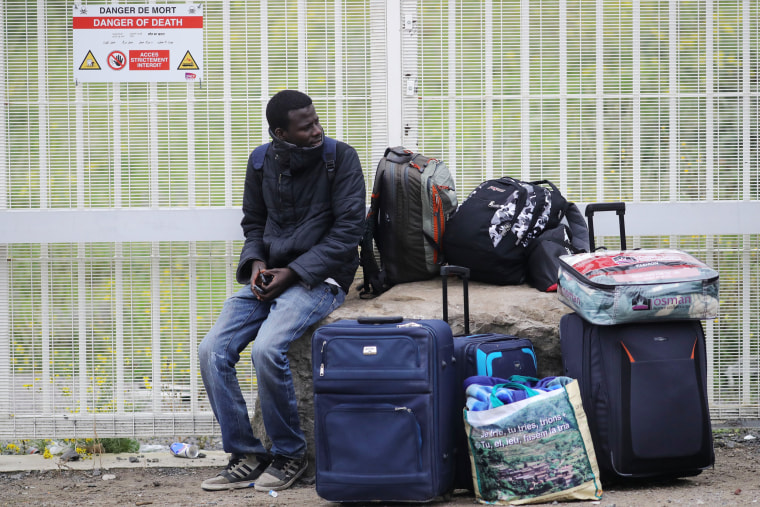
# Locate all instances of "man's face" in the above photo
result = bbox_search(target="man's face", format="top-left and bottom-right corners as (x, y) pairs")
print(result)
(278, 104), (323, 148)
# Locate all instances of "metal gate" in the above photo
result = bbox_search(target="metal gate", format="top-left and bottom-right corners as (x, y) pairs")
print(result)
(0, 0), (758, 439)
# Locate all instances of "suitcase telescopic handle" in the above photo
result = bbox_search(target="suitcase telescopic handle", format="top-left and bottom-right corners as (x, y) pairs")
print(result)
(357, 316), (404, 325)
(584, 202), (626, 251)
(440, 265), (470, 336)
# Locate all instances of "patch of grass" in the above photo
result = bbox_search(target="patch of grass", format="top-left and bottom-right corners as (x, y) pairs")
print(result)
(97, 438), (140, 454)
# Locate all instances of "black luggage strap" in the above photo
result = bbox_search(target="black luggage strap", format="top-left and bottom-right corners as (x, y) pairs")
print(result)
(441, 265), (470, 336)
(358, 162), (387, 299)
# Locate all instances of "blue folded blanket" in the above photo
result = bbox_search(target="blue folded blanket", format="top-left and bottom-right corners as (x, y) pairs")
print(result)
(464, 375), (574, 411)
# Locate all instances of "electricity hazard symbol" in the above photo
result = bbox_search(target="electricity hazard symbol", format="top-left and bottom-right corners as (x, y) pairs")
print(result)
(79, 50), (101, 70)
(177, 51), (199, 70)
(108, 50), (127, 70)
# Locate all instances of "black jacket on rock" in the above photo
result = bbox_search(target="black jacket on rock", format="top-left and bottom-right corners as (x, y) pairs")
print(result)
(236, 135), (366, 293)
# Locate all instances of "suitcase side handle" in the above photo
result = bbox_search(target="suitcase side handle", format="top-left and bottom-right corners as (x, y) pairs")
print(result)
(584, 202), (627, 251)
(441, 265), (470, 336)
(357, 316), (403, 325)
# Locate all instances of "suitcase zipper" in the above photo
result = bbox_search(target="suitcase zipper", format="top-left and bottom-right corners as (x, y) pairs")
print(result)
(558, 256), (720, 290)
(319, 339), (327, 376)
(318, 328), (424, 377)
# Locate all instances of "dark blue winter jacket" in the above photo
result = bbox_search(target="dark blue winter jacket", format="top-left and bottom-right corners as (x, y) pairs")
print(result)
(236, 135), (366, 293)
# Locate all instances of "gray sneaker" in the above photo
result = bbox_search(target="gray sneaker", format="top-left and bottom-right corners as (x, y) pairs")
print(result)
(201, 454), (271, 491)
(253, 454), (307, 492)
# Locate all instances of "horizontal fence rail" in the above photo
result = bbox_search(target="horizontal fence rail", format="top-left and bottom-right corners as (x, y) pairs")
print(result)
(2, 202), (760, 244)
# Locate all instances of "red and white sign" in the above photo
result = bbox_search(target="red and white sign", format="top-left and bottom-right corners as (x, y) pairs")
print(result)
(73, 4), (203, 83)
(107, 51), (127, 70)
(129, 50), (171, 71)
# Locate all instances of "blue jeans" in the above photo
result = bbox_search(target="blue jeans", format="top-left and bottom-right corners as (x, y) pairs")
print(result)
(199, 282), (345, 459)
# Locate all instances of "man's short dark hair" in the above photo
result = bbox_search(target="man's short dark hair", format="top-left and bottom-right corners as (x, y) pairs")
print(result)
(266, 90), (313, 132)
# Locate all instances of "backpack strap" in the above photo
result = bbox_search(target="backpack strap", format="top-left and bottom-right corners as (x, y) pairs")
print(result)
(565, 202), (590, 252)
(251, 142), (270, 170)
(322, 136), (337, 185)
(359, 169), (387, 298)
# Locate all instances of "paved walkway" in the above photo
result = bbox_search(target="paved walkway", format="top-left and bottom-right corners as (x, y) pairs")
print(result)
(0, 450), (229, 472)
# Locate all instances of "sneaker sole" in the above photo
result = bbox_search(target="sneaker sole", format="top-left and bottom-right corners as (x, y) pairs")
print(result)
(253, 466), (306, 492)
(201, 480), (256, 491)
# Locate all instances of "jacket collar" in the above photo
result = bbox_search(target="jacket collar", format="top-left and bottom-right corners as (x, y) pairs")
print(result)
(270, 130), (325, 174)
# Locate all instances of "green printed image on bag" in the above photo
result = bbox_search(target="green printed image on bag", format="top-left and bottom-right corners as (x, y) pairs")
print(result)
(464, 379), (602, 505)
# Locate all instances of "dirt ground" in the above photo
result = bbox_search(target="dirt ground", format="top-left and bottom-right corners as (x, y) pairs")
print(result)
(0, 427), (759, 506)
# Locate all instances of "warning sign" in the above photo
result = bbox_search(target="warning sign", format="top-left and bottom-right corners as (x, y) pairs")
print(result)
(177, 51), (199, 70)
(72, 4), (203, 83)
(130, 50), (171, 70)
(107, 51), (127, 70)
(78, 50), (101, 70)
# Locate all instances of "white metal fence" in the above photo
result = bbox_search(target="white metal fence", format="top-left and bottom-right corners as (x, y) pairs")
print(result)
(0, 0), (759, 439)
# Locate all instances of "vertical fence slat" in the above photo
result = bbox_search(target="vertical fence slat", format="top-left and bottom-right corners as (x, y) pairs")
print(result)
(40, 245), (51, 417)
(0, 0), (7, 212)
(742, 235), (752, 406)
(115, 243), (125, 413)
(0, 247), (10, 417)
(632, 0), (641, 204)
(189, 242), (199, 413)
(298, 0), (307, 92)
(447, 0), (457, 172)
(400, 0), (418, 149)
(149, 83), (159, 208)
(334, 0), (345, 139)
(668, 0), (678, 202)
(37, 0), (49, 209)
(151, 242), (161, 412)
(484, 0), (494, 181)
(260, 0), (270, 134)
(559, 0), (568, 192)
(743, 0), (752, 200)
(113, 83), (122, 207)
(0, 5), (6, 424)
(223, 0), (233, 207)
(520, 0), (530, 181)
(706, 0), (715, 201)
(374, 0), (394, 151)
(77, 243), (88, 417)
(595, 0), (604, 202)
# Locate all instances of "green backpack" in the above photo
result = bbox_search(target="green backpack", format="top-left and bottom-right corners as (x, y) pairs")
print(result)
(359, 146), (458, 297)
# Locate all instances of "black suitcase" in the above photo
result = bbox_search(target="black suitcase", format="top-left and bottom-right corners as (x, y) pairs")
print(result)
(441, 265), (538, 490)
(559, 203), (714, 481)
(312, 316), (457, 502)
(560, 313), (714, 480)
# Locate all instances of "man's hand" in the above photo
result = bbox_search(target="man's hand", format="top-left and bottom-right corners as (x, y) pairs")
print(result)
(250, 260), (268, 292)
(252, 267), (298, 302)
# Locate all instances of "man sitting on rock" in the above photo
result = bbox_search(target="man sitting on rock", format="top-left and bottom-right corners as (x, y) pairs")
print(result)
(198, 89), (366, 492)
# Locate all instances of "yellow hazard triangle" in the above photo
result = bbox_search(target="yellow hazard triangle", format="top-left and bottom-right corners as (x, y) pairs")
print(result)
(177, 51), (199, 70)
(79, 51), (101, 70)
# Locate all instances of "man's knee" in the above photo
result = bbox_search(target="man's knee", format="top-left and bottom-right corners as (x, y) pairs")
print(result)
(199, 334), (224, 371)
(250, 339), (283, 371)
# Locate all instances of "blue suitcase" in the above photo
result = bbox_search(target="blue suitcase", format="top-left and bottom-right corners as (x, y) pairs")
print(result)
(312, 316), (457, 502)
(441, 266), (538, 490)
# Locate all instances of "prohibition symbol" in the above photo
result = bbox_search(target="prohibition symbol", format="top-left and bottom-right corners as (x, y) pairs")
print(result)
(79, 50), (101, 70)
(107, 51), (127, 70)
(177, 51), (199, 70)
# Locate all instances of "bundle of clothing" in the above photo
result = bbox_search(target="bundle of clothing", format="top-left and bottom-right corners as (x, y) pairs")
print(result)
(464, 375), (574, 411)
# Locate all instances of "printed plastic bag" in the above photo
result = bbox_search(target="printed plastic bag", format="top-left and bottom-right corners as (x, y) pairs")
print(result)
(557, 248), (719, 325)
(463, 377), (602, 505)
